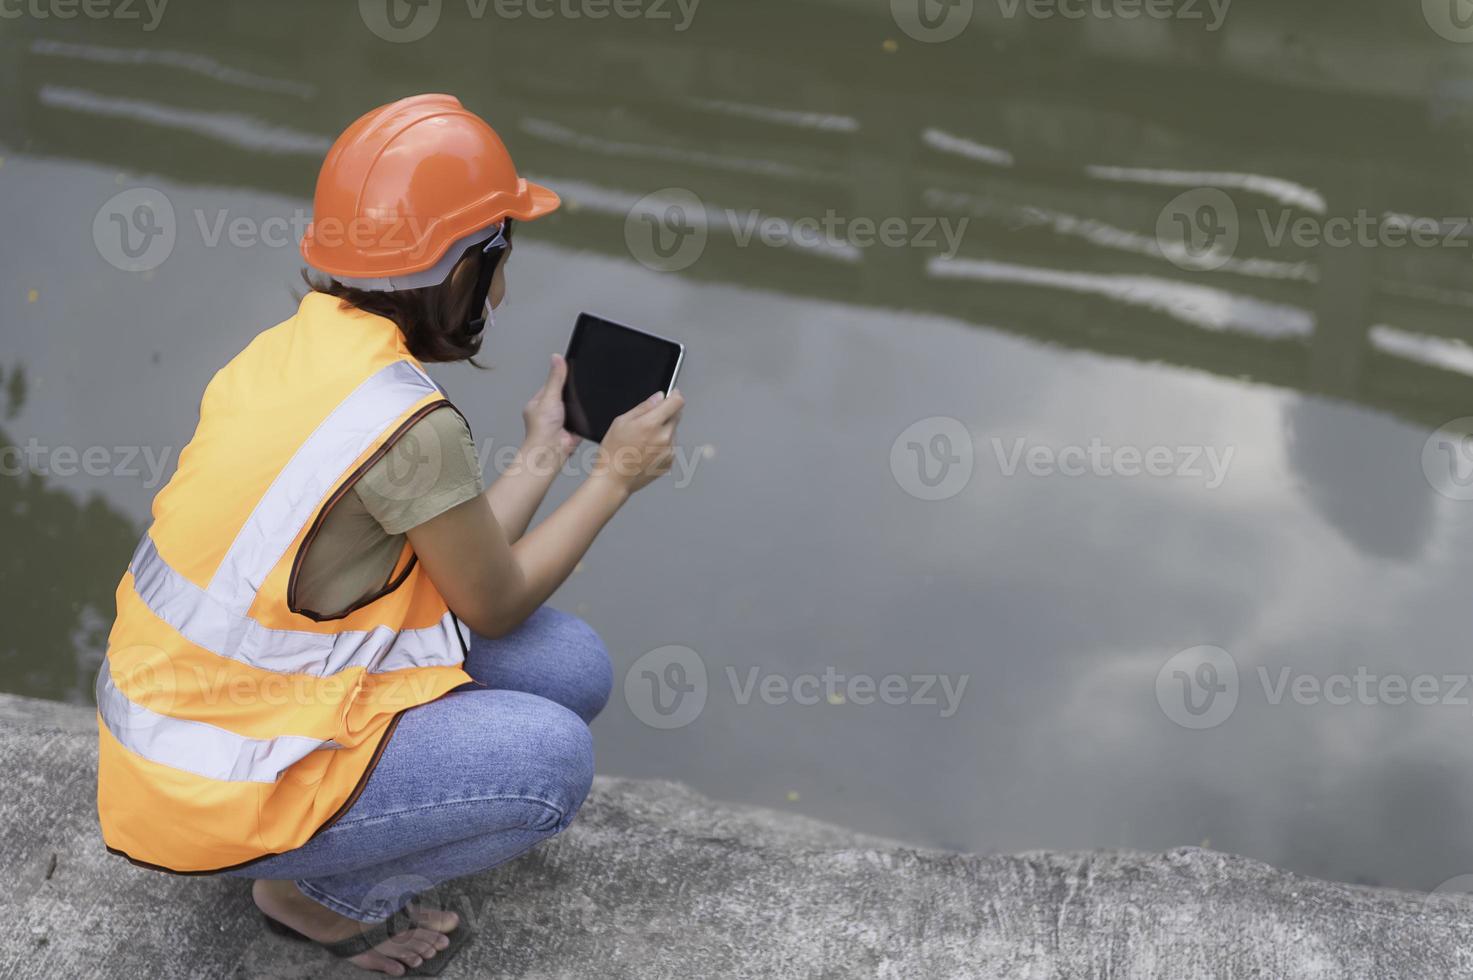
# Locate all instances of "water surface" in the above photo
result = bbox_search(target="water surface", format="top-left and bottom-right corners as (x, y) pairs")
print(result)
(6, 1), (1473, 891)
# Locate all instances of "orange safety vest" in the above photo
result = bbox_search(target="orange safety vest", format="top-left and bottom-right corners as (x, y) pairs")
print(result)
(96, 291), (474, 873)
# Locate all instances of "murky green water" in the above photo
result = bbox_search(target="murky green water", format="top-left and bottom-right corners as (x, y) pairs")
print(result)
(7, 2), (1473, 890)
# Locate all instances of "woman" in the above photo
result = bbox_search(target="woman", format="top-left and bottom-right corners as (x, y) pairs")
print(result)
(95, 94), (684, 976)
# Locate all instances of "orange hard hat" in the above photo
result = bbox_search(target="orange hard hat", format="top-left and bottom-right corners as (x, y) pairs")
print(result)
(300, 94), (558, 289)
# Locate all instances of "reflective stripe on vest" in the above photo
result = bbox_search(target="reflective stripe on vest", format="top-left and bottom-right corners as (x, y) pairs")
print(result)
(127, 534), (466, 676)
(95, 662), (336, 783)
(98, 358), (466, 783)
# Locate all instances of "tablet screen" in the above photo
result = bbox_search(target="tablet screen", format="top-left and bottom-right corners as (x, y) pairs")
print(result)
(562, 313), (684, 443)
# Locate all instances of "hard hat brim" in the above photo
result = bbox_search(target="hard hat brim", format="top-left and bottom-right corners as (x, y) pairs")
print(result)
(510, 181), (560, 221)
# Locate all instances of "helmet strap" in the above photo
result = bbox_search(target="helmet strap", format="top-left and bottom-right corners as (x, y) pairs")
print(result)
(464, 225), (509, 336)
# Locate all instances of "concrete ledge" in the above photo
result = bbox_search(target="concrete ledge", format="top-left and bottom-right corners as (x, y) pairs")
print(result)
(2, 692), (1471, 979)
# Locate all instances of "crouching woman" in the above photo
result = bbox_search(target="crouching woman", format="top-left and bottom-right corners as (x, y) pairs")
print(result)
(95, 94), (684, 976)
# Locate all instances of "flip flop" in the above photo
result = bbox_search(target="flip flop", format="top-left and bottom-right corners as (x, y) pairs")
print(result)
(262, 904), (473, 977)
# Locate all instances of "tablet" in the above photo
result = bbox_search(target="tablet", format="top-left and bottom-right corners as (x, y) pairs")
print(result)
(561, 313), (685, 443)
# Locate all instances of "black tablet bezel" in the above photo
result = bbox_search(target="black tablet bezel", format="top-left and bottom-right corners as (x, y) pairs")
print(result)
(561, 313), (684, 443)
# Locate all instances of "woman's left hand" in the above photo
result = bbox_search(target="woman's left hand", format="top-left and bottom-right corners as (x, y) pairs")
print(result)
(523, 353), (581, 460)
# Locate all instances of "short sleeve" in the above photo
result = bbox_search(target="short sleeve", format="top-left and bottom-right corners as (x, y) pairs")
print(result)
(355, 406), (484, 535)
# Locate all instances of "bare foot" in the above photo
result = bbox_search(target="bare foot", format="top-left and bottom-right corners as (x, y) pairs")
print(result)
(253, 879), (459, 976)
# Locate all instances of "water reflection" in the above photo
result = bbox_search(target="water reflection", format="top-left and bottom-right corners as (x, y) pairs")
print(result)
(0, 362), (140, 703)
(5, 1), (1473, 890)
(1284, 398), (1435, 561)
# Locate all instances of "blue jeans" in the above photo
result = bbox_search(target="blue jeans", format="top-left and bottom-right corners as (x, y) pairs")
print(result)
(224, 607), (613, 922)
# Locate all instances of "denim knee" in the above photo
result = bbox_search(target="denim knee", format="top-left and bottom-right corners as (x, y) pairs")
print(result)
(503, 694), (595, 833)
(533, 607), (613, 724)
(550, 711), (595, 831)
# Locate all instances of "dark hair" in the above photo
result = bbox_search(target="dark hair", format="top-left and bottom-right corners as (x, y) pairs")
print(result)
(302, 219), (514, 364)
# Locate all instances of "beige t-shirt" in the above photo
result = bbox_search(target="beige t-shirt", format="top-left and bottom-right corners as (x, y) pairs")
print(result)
(293, 406), (483, 619)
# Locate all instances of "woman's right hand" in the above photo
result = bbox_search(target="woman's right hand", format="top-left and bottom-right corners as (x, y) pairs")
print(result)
(595, 389), (686, 495)
(412, 386), (686, 638)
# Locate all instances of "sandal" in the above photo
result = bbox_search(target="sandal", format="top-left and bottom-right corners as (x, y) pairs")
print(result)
(262, 904), (473, 977)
